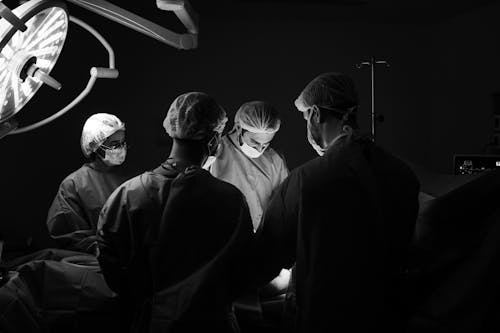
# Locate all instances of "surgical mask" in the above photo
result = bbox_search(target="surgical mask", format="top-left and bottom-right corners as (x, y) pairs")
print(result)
(202, 155), (217, 169)
(306, 108), (350, 156)
(101, 146), (127, 166)
(203, 133), (221, 169)
(306, 110), (326, 156)
(240, 141), (264, 158)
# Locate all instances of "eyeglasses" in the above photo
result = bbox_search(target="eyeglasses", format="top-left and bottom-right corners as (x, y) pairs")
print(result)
(101, 141), (127, 150)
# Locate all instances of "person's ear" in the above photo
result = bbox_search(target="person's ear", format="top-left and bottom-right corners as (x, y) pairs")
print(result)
(311, 105), (322, 123)
(342, 125), (353, 135)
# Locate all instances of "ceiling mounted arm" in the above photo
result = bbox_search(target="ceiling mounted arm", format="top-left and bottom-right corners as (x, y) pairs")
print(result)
(65, 0), (198, 49)
(156, 0), (198, 34)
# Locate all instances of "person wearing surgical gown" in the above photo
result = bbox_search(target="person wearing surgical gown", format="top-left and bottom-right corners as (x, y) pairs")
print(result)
(97, 92), (254, 333)
(207, 101), (289, 231)
(46, 113), (129, 254)
(254, 73), (420, 333)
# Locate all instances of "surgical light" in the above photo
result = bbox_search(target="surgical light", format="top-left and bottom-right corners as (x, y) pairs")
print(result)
(0, 1), (68, 125)
(0, 0), (198, 139)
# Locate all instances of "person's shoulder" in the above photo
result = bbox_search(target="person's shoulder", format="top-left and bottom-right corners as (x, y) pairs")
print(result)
(264, 146), (286, 165)
(59, 164), (89, 189)
(202, 169), (246, 199)
(372, 144), (420, 186)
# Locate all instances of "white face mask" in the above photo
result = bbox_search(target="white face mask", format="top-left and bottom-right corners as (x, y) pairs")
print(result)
(202, 155), (217, 169)
(306, 109), (348, 156)
(306, 109), (326, 156)
(102, 147), (127, 166)
(240, 141), (264, 159)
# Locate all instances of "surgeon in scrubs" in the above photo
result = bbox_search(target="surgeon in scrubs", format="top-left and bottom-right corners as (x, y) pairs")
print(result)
(97, 92), (254, 333)
(254, 73), (420, 333)
(207, 101), (289, 231)
(47, 113), (129, 254)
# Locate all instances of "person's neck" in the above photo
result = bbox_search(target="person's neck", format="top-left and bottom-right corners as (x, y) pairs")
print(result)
(167, 138), (206, 167)
(321, 121), (351, 148)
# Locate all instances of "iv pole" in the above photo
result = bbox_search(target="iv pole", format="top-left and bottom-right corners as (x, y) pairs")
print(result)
(356, 57), (389, 141)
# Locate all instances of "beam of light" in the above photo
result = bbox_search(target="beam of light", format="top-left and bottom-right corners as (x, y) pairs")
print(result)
(0, 69), (8, 84)
(38, 8), (63, 36)
(21, 80), (33, 97)
(10, 72), (20, 109)
(11, 31), (21, 49)
(30, 46), (57, 57)
(41, 19), (65, 40)
(21, 9), (55, 49)
(23, 8), (64, 50)
(2, 45), (14, 59)
(37, 31), (64, 49)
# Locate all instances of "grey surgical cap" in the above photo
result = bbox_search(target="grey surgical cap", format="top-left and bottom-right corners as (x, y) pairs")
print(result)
(163, 92), (228, 140)
(234, 101), (280, 134)
(295, 72), (359, 113)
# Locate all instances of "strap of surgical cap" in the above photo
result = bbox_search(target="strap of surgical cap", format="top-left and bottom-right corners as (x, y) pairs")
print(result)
(238, 122), (280, 134)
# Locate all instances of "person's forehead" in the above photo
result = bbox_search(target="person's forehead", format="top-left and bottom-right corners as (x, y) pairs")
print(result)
(244, 131), (275, 143)
(105, 130), (125, 143)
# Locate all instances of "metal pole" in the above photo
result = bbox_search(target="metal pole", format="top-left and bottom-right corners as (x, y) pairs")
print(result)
(356, 57), (389, 142)
(371, 56), (376, 140)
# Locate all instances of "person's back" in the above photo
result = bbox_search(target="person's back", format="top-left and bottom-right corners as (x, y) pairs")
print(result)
(290, 135), (419, 332)
(254, 72), (419, 332)
(97, 92), (254, 333)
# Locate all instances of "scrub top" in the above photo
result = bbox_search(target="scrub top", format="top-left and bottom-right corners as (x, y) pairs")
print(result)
(46, 162), (129, 254)
(209, 131), (289, 230)
(254, 135), (420, 333)
(97, 164), (254, 333)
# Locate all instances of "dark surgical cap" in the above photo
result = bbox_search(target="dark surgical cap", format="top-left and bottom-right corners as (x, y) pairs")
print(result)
(295, 72), (359, 114)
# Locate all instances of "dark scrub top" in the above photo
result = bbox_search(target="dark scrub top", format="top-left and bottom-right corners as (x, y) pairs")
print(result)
(97, 164), (254, 333)
(47, 161), (129, 254)
(255, 135), (420, 333)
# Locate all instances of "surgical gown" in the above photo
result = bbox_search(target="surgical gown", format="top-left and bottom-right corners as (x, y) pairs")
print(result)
(255, 135), (420, 333)
(47, 162), (129, 254)
(96, 165), (254, 333)
(209, 132), (289, 230)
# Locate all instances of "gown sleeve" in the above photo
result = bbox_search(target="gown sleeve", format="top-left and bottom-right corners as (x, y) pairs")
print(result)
(46, 179), (97, 253)
(254, 177), (297, 286)
(96, 184), (134, 295)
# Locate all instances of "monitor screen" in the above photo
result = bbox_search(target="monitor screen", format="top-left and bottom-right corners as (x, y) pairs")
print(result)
(453, 155), (500, 175)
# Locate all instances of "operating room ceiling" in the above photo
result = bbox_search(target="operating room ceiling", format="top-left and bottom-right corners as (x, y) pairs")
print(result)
(113, 0), (497, 24)
(3, 0), (494, 27)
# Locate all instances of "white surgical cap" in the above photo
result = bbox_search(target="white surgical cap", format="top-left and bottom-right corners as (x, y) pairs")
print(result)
(295, 72), (359, 113)
(80, 113), (125, 157)
(163, 92), (227, 140)
(234, 101), (280, 134)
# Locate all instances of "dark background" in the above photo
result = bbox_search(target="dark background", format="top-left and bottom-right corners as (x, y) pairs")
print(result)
(1, 0), (499, 248)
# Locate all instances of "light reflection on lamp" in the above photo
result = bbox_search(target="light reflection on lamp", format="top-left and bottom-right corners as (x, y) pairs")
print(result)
(0, 1), (68, 124)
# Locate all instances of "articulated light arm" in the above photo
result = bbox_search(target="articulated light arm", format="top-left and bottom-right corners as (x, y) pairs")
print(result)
(65, 0), (198, 49)
(9, 15), (118, 135)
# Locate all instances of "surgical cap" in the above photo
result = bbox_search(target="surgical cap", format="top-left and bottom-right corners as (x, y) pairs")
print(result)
(80, 113), (125, 157)
(234, 101), (280, 134)
(295, 72), (359, 113)
(163, 92), (227, 140)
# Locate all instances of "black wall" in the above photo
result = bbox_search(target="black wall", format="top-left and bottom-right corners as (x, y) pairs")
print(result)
(1, 1), (499, 248)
